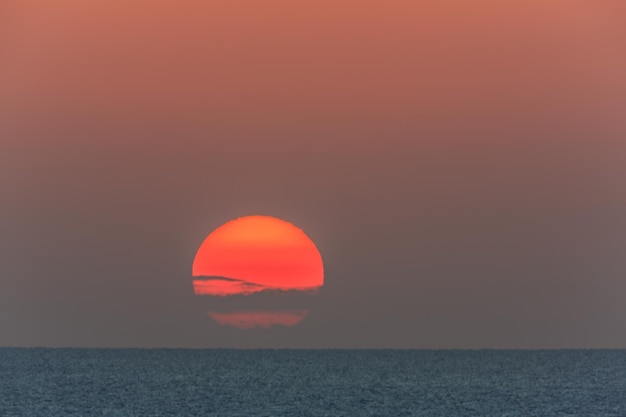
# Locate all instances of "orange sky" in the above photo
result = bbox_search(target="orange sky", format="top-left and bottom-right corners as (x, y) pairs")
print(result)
(3, 1), (625, 142)
(1, 1), (626, 347)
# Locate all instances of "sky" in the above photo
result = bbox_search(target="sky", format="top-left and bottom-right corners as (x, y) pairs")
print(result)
(1, 1), (625, 348)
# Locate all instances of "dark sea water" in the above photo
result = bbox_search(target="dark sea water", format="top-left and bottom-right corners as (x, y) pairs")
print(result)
(1, 349), (625, 417)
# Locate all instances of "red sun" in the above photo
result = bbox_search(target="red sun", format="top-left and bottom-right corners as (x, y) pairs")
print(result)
(192, 215), (324, 328)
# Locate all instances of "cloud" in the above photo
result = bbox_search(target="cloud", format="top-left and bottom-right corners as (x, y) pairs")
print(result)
(193, 277), (264, 296)
(193, 276), (321, 296)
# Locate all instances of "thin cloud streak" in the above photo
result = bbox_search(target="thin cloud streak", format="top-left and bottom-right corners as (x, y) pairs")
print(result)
(193, 276), (321, 296)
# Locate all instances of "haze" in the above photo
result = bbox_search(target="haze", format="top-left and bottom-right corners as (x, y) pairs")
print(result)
(1, 1), (625, 348)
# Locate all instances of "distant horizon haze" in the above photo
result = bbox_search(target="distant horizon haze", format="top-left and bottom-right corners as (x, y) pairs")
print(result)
(1, 1), (625, 348)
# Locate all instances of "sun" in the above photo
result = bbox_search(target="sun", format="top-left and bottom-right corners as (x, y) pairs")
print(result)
(192, 215), (324, 296)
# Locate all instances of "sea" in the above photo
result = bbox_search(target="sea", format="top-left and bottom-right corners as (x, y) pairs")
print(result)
(1, 349), (625, 416)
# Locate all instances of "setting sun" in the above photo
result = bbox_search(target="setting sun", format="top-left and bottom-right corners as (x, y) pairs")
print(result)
(192, 215), (324, 296)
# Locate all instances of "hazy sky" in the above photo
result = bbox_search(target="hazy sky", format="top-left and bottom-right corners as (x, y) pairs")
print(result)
(1, 1), (625, 348)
